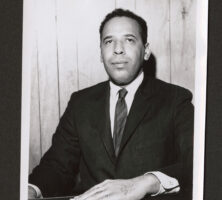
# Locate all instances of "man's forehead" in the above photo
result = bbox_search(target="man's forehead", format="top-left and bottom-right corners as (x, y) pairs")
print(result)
(101, 16), (141, 38)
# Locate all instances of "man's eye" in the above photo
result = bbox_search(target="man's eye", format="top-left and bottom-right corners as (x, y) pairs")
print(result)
(126, 38), (135, 43)
(104, 40), (112, 44)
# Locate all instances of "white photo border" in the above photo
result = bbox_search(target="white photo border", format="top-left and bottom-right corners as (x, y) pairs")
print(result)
(192, 0), (209, 199)
(20, 0), (209, 199)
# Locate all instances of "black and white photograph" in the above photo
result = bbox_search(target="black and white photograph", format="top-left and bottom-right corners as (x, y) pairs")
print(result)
(20, 0), (208, 199)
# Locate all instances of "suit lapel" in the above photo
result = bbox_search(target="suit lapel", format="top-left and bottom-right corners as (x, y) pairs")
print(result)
(118, 76), (156, 156)
(92, 82), (116, 164)
(91, 76), (156, 162)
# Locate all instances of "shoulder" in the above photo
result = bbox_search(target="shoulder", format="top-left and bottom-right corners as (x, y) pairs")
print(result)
(144, 77), (194, 120)
(140, 76), (193, 109)
(145, 76), (193, 100)
(69, 80), (109, 103)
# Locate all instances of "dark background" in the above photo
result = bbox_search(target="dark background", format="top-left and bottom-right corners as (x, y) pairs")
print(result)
(0, 0), (23, 199)
(0, 1), (221, 200)
(204, 1), (222, 199)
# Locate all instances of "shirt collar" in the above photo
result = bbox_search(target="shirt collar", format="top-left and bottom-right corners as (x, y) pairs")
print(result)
(109, 72), (144, 98)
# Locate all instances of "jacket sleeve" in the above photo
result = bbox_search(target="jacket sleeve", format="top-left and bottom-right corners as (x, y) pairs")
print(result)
(158, 87), (194, 194)
(29, 93), (81, 197)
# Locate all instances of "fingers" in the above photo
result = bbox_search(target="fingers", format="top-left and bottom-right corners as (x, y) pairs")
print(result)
(28, 186), (38, 199)
(81, 190), (110, 200)
(77, 187), (104, 200)
(73, 190), (111, 200)
(74, 180), (112, 200)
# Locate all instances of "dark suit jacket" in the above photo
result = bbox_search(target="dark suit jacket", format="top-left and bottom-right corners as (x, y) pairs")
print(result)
(29, 75), (194, 198)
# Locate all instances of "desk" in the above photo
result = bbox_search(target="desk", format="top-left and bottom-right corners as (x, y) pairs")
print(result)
(29, 192), (191, 200)
(29, 196), (74, 200)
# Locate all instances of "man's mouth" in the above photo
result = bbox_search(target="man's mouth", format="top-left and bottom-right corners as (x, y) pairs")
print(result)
(111, 61), (128, 66)
(112, 62), (127, 69)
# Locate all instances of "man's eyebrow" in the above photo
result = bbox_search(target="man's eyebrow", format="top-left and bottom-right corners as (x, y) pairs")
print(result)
(124, 34), (137, 39)
(103, 36), (112, 42)
(102, 34), (137, 42)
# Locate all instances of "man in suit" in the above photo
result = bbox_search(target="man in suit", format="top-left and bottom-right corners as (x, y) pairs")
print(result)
(29, 9), (193, 199)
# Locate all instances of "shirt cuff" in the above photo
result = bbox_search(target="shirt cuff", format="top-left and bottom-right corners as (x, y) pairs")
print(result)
(145, 171), (180, 196)
(28, 183), (43, 198)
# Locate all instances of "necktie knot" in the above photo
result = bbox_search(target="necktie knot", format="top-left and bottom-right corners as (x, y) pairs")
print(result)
(118, 88), (128, 99)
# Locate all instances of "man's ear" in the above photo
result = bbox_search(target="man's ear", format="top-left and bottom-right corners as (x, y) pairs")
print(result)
(100, 43), (104, 63)
(100, 54), (103, 63)
(144, 43), (151, 61)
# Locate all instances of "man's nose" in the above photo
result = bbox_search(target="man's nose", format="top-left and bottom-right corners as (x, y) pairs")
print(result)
(114, 41), (124, 55)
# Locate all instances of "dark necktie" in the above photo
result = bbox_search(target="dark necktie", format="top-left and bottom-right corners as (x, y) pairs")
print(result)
(113, 88), (128, 156)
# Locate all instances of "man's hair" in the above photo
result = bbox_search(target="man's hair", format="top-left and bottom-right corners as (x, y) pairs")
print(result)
(99, 8), (148, 45)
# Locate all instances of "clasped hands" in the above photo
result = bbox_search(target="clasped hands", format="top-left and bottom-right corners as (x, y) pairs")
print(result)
(71, 174), (160, 200)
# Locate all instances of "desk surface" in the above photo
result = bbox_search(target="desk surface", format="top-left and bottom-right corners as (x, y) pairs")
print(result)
(29, 196), (74, 200)
(29, 193), (191, 200)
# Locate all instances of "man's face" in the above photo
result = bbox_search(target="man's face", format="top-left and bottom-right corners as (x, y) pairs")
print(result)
(100, 16), (150, 86)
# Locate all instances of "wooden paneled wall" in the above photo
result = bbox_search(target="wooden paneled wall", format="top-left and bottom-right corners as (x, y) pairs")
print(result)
(28, 0), (196, 173)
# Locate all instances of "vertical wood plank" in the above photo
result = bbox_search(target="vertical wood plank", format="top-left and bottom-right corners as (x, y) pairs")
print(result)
(36, 0), (60, 155)
(116, 0), (135, 11)
(136, 0), (171, 82)
(77, 0), (115, 90)
(29, 0), (41, 173)
(170, 0), (196, 99)
(29, 42), (42, 173)
(56, 0), (80, 115)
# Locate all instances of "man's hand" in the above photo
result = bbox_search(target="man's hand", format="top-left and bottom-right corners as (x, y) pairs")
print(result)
(28, 185), (39, 199)
(72, 174), (160, 200)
